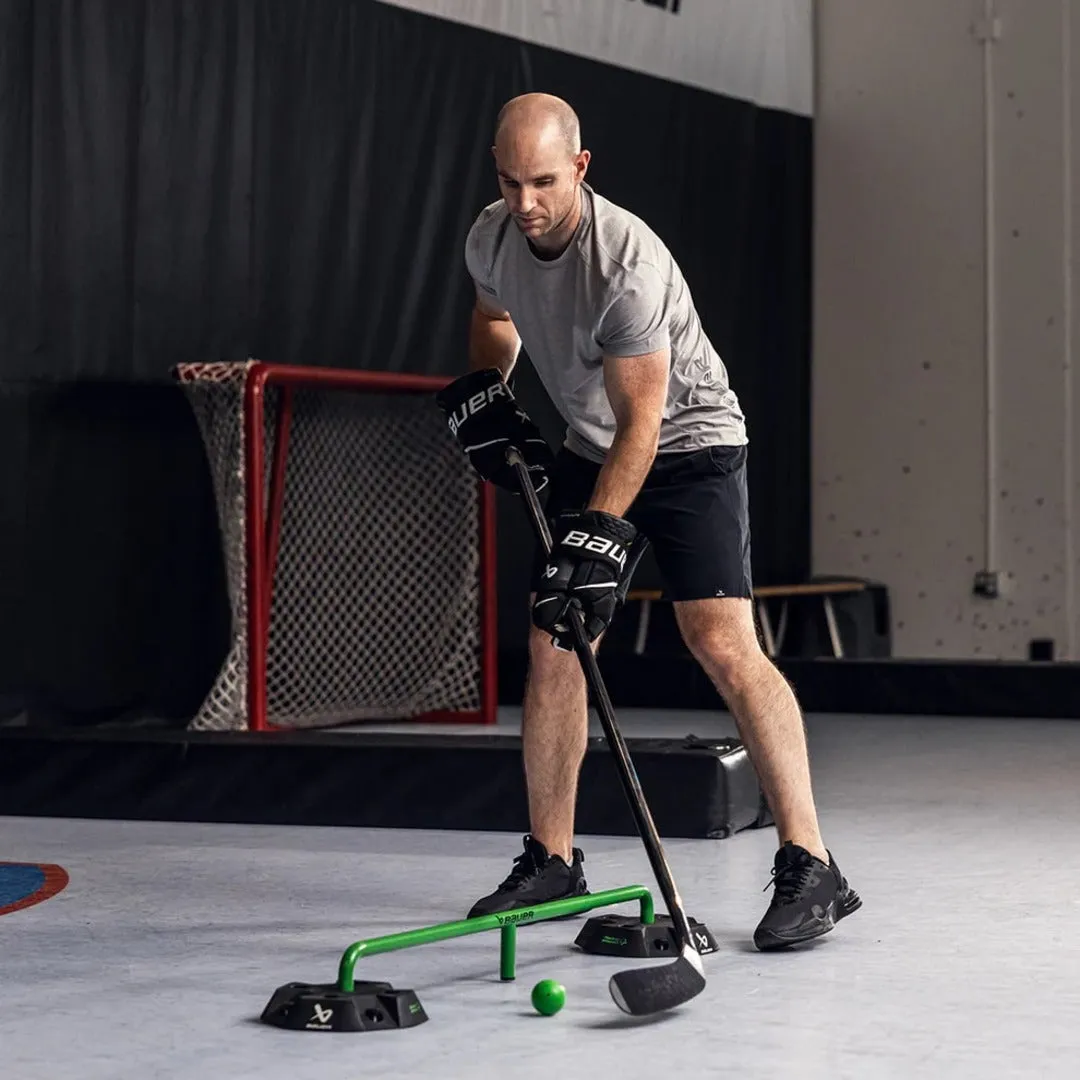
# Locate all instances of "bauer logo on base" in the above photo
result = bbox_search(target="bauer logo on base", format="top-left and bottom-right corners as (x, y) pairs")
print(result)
(306, 1005), (334, 1030)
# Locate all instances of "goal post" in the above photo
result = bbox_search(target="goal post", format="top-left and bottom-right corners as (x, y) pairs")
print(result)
(175, 359), (497, 732)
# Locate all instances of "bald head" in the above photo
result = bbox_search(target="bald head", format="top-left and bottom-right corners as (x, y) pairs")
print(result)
(491, 93), (590, 254)
(494, 93), (581, 159)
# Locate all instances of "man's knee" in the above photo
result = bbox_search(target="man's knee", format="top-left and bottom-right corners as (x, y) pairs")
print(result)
(675, 600), (766, 690)
(690, 634), (763, 691)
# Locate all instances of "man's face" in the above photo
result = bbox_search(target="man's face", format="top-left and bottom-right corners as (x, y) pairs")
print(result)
(492, 130), (588, 243)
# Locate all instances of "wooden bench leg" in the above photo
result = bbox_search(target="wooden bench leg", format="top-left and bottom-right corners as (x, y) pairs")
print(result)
(775, 599), (790, 654)
(756, 598), (777, 657)
(823, 595), (844, 658)
(633, 598), (652, 655)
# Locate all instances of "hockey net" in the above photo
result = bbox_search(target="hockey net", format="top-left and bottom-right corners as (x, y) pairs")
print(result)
(175, 360), (496, 732)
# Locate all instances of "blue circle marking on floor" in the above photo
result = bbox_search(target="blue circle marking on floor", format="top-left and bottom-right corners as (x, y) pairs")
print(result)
(0, 863), (69, 916)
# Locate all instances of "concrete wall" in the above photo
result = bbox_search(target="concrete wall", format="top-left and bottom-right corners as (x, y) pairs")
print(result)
(813, 0), (1080, 659)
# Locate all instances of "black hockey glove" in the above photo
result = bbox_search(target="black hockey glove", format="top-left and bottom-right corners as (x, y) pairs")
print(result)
(532, 509), (647, 649)
(435, 368), (554, 494)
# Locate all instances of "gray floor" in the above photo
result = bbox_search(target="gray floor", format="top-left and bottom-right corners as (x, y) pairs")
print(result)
(4, 710), (1080, 1079)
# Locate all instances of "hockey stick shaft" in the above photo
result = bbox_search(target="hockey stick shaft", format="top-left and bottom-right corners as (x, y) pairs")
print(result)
(507, 450), (699, 954)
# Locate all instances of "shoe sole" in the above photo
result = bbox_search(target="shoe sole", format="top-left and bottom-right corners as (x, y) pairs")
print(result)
(753, 886), (862, 952)
(531, 887), (592, 922)
(467, 886), (591, 922)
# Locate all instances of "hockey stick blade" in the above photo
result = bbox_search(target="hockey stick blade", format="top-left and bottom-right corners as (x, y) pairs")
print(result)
(609, 945), (706, 1018)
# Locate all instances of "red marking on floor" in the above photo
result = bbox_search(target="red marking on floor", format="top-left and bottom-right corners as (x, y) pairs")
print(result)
(0, 863), (70, 916)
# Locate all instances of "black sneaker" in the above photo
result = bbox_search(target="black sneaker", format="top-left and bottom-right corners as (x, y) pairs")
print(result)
(753, 841), (861, 951)
(467, 834), (588, 919)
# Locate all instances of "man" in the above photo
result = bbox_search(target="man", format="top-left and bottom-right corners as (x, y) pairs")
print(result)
(436, 93), (860, 950)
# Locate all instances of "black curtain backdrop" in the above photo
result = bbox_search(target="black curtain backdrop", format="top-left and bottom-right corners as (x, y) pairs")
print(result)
(0, 0), (811, 725)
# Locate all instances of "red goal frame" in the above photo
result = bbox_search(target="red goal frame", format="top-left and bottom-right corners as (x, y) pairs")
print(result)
(195, 360), (498, 731)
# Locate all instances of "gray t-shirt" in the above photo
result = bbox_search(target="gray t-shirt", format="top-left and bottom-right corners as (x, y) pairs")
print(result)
(464, 182), (746, 463)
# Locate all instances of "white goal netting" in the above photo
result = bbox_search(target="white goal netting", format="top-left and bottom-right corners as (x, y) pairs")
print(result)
(176, 361), (488, 731)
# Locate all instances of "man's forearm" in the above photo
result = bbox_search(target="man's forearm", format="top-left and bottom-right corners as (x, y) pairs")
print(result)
(587, 423), (659, 518)
(469, 307), (521, 377)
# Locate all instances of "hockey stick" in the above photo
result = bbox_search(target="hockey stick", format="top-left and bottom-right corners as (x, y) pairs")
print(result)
(506, 448), (706, 1017)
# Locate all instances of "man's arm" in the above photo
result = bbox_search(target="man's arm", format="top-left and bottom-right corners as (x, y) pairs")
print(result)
(587, 348), (670, 517)
(437, 282), (552, 494)
(469, 287), (521, 377)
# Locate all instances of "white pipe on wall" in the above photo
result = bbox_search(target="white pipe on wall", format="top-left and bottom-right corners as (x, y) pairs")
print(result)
(1063, 0), (1076, 659)
(981, 0), (1000, 581)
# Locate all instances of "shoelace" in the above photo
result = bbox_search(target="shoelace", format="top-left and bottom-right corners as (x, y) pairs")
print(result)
(763, 859), (816, 904)
(498, 847), (542, 891)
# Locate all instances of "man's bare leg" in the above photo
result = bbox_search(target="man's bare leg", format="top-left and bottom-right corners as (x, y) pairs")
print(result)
(674, 597), (827, 863)
(521, 624), (592, 863)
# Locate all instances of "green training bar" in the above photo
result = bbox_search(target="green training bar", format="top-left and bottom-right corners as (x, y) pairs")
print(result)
(337, 885), (655, 991)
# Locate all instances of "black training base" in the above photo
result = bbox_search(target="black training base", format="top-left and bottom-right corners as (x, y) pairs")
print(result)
(260, 981), (427, 1033)
(576, 914), (718, 959)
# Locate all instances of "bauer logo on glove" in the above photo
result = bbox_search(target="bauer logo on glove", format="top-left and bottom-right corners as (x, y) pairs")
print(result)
(559, 529), (629, 571)
(533, 510), (647, 648)
(435, 369), (554, 494)
(444, 378), (511, 438)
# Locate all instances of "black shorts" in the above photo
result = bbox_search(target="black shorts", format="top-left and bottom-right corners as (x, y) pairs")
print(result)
(531, 444), (753, 601)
